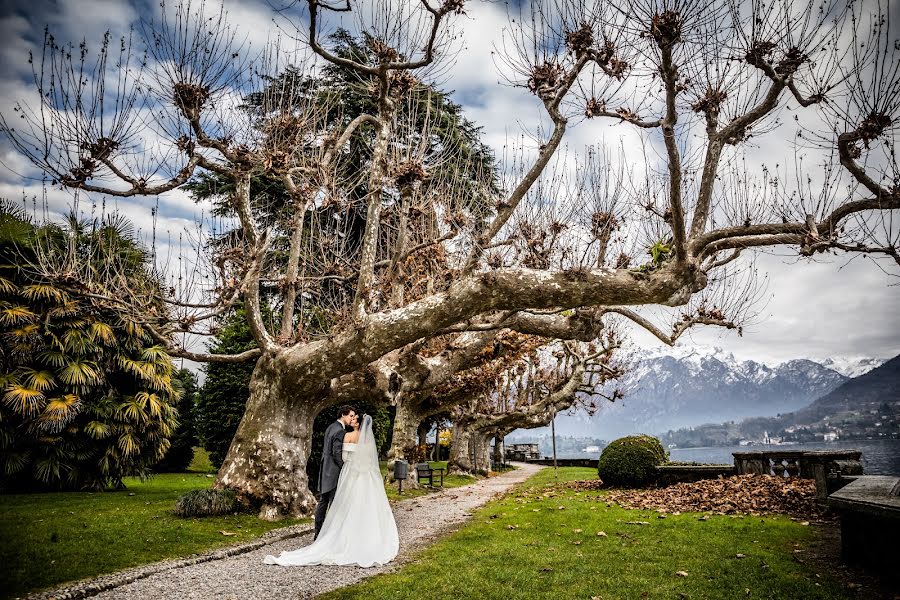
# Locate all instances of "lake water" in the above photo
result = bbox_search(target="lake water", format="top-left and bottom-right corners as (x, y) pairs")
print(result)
(558, 439), (900, 475)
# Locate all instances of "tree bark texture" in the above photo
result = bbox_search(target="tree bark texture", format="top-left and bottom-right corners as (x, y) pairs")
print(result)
(215, 352), (320, 520)
(385, 398), (422, 487)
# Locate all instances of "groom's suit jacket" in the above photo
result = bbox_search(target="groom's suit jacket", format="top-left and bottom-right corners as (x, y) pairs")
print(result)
(318, 421), (346, 494)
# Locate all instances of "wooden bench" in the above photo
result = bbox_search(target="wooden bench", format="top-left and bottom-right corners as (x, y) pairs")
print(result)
(415, 463), (445, 487)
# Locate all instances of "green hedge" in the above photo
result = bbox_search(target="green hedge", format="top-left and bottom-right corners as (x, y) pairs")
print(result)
(597, 434), (668, 488)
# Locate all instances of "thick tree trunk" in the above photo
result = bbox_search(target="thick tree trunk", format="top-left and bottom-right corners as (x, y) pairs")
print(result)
(216, 353), (318, 520)
(448, 422), (490, 475)
(385, 398), (421, 487)
(473, 430), (491, 475)
(448, 422), (474, 474)
(417, 421), (429, 447)
(431, 423), (440, 461)
(493, 431), (506, 467)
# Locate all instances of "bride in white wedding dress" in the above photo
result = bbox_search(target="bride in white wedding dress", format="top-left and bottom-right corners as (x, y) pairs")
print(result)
(263, 414), (399, 568)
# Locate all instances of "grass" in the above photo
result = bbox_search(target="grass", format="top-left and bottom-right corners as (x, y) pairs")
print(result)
(0, 453), (308, 599)
(381, 461), (477, 502)
(0, 453), (475, 599)
(322, 467), (853, 600)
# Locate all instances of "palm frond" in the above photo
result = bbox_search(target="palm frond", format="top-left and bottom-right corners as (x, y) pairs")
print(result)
(2, 450), (30, 475)
(4, 323), (41, 343)
(0, 372), (20, 389)
(117, 432), (140, 456)
(48, 300), (81, 319)
(38, 350), (69, 369)
(119, 395), (149, 424)
(140, 345), (171, 363)
(42, 394), (81, 420)
(58, 360), (102, 386)
(117, 356), (156, 381)
(34, 456), (62, 483)
(120, 319), (146, 340)
(136, 391), (166, 419)
(62, 329), (97, 355)
(84, 420), (111, 440)
(21, 368), (56, 392)
(0, 276), (17, 295)
(88, 321), (116, 346)
(0, 304), (37, 326)
(3, 384), (46, 417)
(21, 284), (68, 304)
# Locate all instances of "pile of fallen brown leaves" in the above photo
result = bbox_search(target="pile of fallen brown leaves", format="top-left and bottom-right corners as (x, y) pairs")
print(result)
(568, 475), (829, 520)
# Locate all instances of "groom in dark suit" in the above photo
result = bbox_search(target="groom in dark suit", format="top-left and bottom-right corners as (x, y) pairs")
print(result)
(314, 405), (357, 539)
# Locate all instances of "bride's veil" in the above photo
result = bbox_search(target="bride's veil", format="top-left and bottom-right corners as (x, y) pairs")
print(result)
(351, 414), (379, 475)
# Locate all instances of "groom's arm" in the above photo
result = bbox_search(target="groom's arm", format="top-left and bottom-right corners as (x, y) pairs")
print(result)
(329, 427), (344, 469)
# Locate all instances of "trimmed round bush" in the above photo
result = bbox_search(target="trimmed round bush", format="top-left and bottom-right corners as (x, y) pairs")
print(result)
(174, 488), (240, 517)
(597, 435), (668, 488)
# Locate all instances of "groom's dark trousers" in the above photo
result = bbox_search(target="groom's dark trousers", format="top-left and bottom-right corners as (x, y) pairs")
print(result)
(315, 421), (346, 539)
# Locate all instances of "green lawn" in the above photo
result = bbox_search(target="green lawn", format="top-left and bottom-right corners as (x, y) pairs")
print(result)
(0, 470), (308, 599)
(381, 461), (477, 502)
(0, 455), (475, 599)
(323, 467), (852, 600)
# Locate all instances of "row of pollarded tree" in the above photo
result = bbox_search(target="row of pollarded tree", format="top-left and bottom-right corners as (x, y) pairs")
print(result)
(390, 330), (626, 479)
(2, 0), (898, 519)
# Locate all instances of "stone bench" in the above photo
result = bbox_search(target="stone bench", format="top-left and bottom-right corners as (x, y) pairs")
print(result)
(827, 476), (900, 573)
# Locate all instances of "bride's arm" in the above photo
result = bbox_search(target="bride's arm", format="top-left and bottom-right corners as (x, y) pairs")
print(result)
(343, 431), (360, 443)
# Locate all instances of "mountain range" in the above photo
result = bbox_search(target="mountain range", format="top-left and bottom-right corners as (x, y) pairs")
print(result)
(508, 347), (887, 442)
(785, 353), (900, 427)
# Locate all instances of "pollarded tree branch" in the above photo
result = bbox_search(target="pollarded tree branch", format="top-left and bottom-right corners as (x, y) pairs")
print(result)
(461, 53), (591, 274)
(145, 322), (263, 363)
(588, 109), (662, 129)
(602, 306), (737, 346)
(702, 248), (742, 272)
(59, 154), (203, 198)
(278, 262), (707, 391)
(456, 342), (616, 432)
(654, 14), (687, 260)
(694, 189), (900, 258)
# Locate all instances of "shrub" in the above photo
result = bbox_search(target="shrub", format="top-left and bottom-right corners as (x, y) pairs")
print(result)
(597, 434), (668, 488)
(0, 205), (180, 492)
(174, 488), (240, 517)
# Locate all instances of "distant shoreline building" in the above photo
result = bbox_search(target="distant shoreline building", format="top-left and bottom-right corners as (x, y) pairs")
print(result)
(507, 443), (540, 461)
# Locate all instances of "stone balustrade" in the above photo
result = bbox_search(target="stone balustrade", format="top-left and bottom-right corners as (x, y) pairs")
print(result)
(732, 449), (864, 500)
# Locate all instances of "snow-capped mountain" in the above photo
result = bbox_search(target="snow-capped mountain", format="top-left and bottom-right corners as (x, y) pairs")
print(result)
(510, 347), (861, 441)
(818, 356), (886, 378)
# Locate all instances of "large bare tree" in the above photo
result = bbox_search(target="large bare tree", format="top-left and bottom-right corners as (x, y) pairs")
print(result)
(3, 0), (898, 518)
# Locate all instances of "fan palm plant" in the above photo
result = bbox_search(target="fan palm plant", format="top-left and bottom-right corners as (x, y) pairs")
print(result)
(0, 202), (180, 491)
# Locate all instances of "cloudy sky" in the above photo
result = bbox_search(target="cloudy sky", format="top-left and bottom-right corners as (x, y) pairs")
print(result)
(0, 0), (897, 366)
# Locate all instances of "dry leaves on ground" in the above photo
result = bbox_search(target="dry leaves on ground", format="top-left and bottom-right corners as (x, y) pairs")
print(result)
(569, 475), (829, 520)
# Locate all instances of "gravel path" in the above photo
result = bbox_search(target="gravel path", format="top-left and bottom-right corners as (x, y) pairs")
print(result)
(34, 463), (542, 600)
